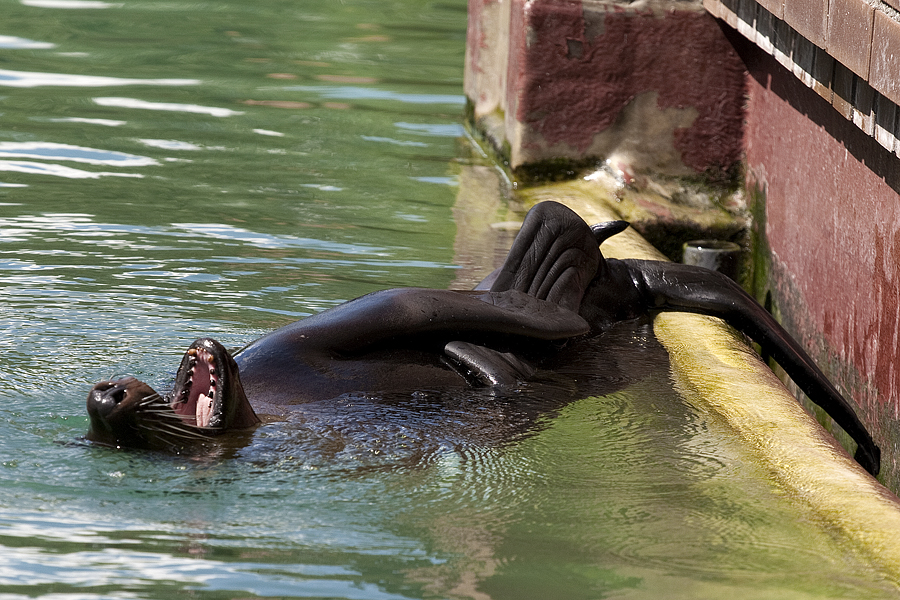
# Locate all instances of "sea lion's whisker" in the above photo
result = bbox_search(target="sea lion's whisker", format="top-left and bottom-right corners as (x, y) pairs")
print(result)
(149, 422), (208, 440)
(136, 393), (165, 406)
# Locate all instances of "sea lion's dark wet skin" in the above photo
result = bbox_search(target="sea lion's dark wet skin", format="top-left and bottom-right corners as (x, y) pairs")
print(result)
(86, 201), (880, 476)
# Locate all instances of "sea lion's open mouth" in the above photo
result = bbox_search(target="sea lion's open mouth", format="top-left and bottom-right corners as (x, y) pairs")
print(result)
(169, 338), (234, 431)
(171, 346), (220, 428)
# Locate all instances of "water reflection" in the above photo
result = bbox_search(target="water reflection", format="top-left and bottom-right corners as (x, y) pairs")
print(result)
(252, 128), (285, 137)
(286, 85), (466, 105)
(0, 35), (55, 49)
(395, 122), (466, 137)
(0, 161), (144, 178)
(93, 97), (241, 117)
(0, 142), (157, 166)
(20, 0), (121, 7)
(39, 116), (126, 126)
(0, 213), (383, 254)
(0, 69), (198, 87)
(136, 139), (204, 151)
(3, 540), (411, 599)
(361, 136), (429, 148)
(172, 222), (386, 254)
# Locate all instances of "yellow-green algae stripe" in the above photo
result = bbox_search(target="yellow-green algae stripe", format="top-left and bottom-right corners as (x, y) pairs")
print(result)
(520, 182), (900, 580)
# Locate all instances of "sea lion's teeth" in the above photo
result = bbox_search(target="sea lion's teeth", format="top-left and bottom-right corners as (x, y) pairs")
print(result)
(205, 354), (215, 364)
(209, 378), (216, 387)
(187, 348), (198, 356)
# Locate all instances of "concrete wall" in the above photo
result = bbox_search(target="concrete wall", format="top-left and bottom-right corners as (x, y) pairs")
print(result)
(465, 0), (746, 181)
(703, 0), (900, 488)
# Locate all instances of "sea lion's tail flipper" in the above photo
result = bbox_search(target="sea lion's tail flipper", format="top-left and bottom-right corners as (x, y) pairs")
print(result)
(630, 259), (881, 477)
(489, 202), (601, 312)
(444, 341), (536, 386)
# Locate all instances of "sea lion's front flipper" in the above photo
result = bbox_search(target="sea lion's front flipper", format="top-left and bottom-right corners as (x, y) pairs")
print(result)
(444, 341), (536, 386)
(474, 289), (590, 339)
(628, 259), (881, 477)
(489, 201), (600, 311)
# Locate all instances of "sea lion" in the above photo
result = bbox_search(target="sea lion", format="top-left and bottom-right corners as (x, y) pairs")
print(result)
(86, 201), (880, 476)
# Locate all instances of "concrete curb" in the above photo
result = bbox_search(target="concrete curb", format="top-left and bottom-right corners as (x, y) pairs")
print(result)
(517, 181), (900, 581)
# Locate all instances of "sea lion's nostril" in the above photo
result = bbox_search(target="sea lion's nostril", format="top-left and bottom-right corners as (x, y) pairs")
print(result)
(109, 387), (126, 404)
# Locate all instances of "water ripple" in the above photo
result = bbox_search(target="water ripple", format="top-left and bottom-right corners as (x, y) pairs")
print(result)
(94, 97), (241, 117)
(360, 136), (427, 148)
(0, 161), (144, 179)
(136, 139), (204, 151)
(0, 142), (158, 166)
(0, 35), (55, 49)
(284, 85), (465, 105)
(0, 544), (411, 600)
(42, 117), (126, 127)
(0, 69), (197, 88)
(20, 0), (121, 7)
(174, 222), (386, 254)
(395, 122), (465, 137)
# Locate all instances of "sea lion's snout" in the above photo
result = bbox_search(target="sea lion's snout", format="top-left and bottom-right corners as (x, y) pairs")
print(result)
(86, 377), (163, 447)
(87, 377), (138, 419)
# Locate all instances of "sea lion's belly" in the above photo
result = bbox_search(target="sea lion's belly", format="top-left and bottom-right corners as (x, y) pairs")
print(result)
(235, 344), (468, 407)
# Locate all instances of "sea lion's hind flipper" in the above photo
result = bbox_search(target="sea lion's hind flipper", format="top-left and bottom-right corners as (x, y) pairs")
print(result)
(444, 341), (536, 387)
(490, 202), (601, 311)
(591, 220), (629, 244)
(628, 259), (881, 477)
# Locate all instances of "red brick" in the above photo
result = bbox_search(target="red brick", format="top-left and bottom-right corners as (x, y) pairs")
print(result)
(870, 11), (900, 106)
(784, 0), (828, 47)
(826, 0), (874, 78)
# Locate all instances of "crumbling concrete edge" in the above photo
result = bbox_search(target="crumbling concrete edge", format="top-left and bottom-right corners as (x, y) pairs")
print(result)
(518, 184), (900, 582)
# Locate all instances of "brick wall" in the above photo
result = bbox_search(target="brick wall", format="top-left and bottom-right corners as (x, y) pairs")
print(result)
(710, 1), (900, 486)
(705, 0), (900, 156)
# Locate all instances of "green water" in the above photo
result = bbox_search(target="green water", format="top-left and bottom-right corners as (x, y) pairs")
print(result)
(0, 0), (897, 597)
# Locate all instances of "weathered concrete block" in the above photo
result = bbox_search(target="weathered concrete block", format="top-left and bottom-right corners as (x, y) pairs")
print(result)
(465, 0), (747, 181)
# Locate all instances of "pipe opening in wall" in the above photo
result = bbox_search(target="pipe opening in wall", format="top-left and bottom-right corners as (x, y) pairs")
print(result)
(682, 239), (742, 281)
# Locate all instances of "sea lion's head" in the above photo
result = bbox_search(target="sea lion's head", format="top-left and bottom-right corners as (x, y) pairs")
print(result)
(86, 338), (260, 451)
